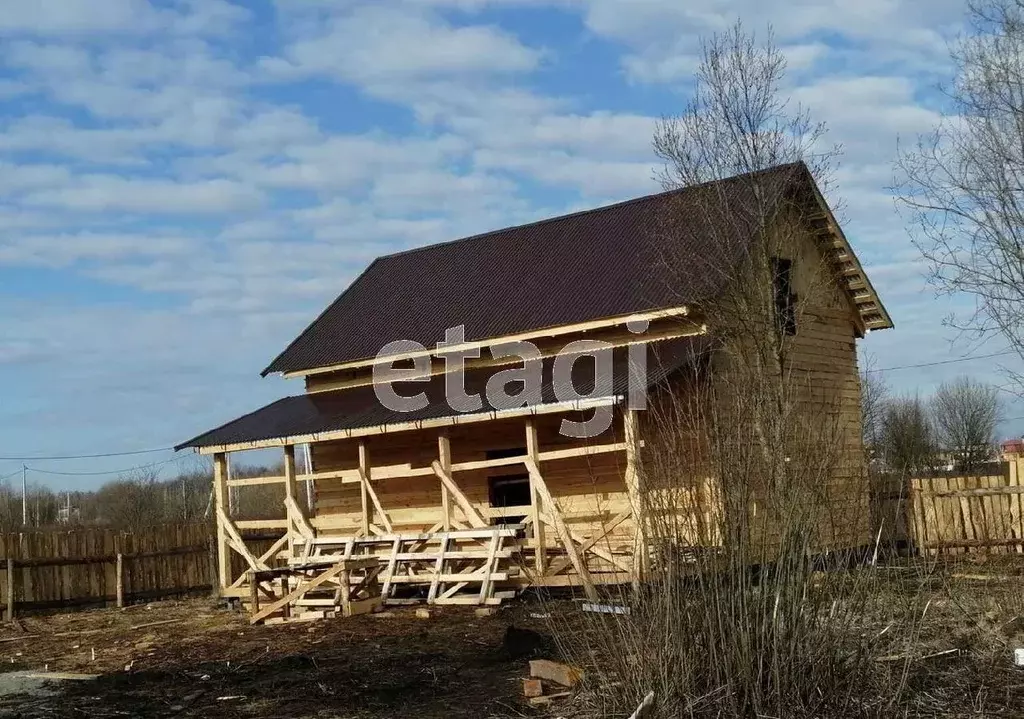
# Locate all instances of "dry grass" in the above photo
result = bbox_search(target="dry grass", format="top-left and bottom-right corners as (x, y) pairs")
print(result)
(540, 556), (1024, 718)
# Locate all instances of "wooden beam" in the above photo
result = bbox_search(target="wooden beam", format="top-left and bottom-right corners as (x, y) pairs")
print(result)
(623, 409), (646, 582)
(258, 535), (289, 565)
(358, 461), (394, 533)
(358, 442), (370, 536)
(249, 562), (350, 625)
(285, 496), (316, 540)
(213, 453), (230, 592)
(196, 397), (621, 454)
(525, 420), (545, 575)
(431, 461), (488, 529)
(234, 519), (289, 530)
(546, 508), (633, 576)
(217, 506), (270, 573)
(306, 319), (708, 393)
(438, 433), (452, 531)
(283, 445), (301, 556)
(523, 457), (597, 601)
(283, 306), (695, 379)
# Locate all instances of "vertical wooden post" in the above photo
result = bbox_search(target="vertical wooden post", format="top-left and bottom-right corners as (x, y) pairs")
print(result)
(525, 419), (545, 574)
(248, 570), (259, 615)
(207, 537), (218, 599)
(4, 558), (13, 622)
(438, 433), (452, 531)
(623, 409), (646, 583)
(283, 445), (298, 556)
(213, 452), (230, 594)
(358, 442), (371, 536)
(115, 553), (124, 608)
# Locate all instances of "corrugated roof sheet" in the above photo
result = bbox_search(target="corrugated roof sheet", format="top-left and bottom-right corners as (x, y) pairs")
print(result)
(179, 337), (710, 450)
(262, 164), (811, 376)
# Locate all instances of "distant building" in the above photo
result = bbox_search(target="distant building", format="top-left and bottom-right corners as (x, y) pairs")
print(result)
(1001, 439), (1024, 461)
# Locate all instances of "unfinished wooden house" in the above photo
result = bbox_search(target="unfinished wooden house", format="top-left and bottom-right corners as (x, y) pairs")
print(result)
(177, 162), (892, 621)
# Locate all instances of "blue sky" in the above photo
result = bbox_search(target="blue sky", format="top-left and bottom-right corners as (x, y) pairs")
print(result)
(0, 0), (1020, 489)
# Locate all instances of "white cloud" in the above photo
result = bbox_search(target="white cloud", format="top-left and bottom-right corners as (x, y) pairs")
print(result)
(0, 0), (160, 35)
(0, 0), (249, 36)
(0, 231), (192, 268)
(578, 0), (965, 84)
(23, 176), (264, 214)
(261, 5), (542, 89)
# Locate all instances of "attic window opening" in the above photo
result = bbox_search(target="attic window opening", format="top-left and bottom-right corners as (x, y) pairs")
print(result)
(771, 256), (797, 336)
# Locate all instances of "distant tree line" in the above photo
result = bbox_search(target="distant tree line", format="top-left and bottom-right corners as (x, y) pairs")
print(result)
(0, 456), (301, 533)
(862, 369), (1005, 477)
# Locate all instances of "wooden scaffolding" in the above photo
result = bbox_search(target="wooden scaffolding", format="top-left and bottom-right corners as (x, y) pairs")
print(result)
(206, 408), (650, 614)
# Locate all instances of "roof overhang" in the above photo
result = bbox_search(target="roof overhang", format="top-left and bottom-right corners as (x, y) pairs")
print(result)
(802, 180), (894, 333)
(187, 396), (621, 455)
(279, 305), (696, 379)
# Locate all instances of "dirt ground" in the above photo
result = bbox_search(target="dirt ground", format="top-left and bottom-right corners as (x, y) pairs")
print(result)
(4, 558), (1024, 718)
(0, 597), (556, 719)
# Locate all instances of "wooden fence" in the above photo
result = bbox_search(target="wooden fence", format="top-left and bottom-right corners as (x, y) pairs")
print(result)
(0, 523), (283, 616)
(903, 457), (1024, 555)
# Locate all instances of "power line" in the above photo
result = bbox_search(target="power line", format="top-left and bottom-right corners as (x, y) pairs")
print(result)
(0, 469), (23, 482)
(25, 455), (182, 478)
(865, 349), (1018, 374)
(0, 446), (173, 461)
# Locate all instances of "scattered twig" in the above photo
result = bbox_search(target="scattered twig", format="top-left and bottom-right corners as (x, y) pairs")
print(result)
(130, 618), (184, 631)
(627, 691), (655, 719)
(0, 634), (38, 644)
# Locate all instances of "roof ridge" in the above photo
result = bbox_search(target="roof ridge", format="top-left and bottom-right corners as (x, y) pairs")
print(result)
(377, 162), (806, 263)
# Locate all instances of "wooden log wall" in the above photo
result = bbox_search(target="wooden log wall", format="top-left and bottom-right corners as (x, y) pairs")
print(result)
(310, 412), (638, 580)
(0, 523), (283, 613)
(908, 459), (1024, 555)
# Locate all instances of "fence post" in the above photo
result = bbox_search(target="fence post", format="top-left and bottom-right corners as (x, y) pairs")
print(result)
(208, 536), (219, 599)
(5, 558), (14, 622)
(115, 553), (124, 609)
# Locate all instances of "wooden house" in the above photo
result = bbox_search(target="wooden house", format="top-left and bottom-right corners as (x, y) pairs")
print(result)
(177, 163), (892, 617)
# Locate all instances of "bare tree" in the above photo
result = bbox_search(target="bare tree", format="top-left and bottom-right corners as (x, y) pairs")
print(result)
(880, 396), (936, 476)
(860, 358), (890, 462)
(932, 376), (1000, 472)
(94, 467), (165, 532)
(896, 0), (1024, 391)
(550, 23), (907, 719)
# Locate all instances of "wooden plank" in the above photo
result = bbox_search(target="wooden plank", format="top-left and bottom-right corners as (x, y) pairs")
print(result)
(381, 538), (400, 600)
(438, 434), (452, 532)
(249, 562), (350, 624)
(1011, 460), (1023, 553)
(235, 519), (290, 530)
(427, 534), (449, 603)
(287, 306), (695, 378)
(546, 508), (632, 576)
(286, 496), (316, 540)
(526, 419), (545, 575)
(217, 507), (270, 573)
(359, 442), (371, 536)
(115, 553), (124, 609)
(213, 453), (231, 591)
(431, 462), (488, 529)
(197, 396), (622, 454)
(5, 558), (13, 621)
(358, 468), (393, 533)
(478, 532), (500, 602)
(623, 409), (644, 581)
(523, 456), (597, 601)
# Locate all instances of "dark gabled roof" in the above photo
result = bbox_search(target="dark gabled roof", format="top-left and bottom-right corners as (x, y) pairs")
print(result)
(263, 165), (778, 375)
(263, 162), (891, 376)
(180, 337), (710, 450)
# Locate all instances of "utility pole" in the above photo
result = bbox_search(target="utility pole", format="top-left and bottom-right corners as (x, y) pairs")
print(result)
(21, 465), (27, 527)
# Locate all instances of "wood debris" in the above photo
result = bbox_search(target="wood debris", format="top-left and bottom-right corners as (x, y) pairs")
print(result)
(529, 659), (581, 688)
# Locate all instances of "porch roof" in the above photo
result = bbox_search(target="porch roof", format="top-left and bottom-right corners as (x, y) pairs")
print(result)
(176, 337), (710, 453)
